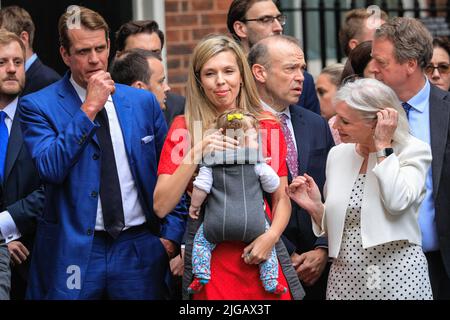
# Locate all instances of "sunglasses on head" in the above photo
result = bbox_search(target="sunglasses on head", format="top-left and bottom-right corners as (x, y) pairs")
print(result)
(425, 63), (450, 75)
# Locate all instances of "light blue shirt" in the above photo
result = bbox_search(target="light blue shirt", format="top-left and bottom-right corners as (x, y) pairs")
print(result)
(25, 53), (38, 72)
(405, 79), (438, 252)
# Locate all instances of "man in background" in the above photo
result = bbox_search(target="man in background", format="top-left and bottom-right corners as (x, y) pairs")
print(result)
(0, 30), (44, 300)
(227, 0), (320, 114)
(339, 8), (388, 57)
(110, 49), (170, 112)
(115, 20), (184, 127)
(0, 5), (60, 96)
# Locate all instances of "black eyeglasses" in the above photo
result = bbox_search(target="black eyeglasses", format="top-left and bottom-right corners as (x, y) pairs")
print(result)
(242, 14), (287, 26)
(425, 63), (450, 75)
(341, 74), (363, 85)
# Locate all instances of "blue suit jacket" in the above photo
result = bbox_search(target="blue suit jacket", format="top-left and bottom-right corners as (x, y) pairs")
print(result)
(19, 73), (186, 299)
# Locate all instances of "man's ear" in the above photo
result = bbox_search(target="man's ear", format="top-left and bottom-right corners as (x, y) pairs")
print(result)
(406, 58), (419, 76)
(60, 45), (70, 67)
(233, 20), (247, 40)
(252, 64), (267, 84)
(348, 39), (359, 51)
(131, 81), (147, 90)
(19, 31), (30, 48)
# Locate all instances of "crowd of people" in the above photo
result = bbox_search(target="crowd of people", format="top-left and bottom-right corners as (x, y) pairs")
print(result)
(0, 0), (449, 300)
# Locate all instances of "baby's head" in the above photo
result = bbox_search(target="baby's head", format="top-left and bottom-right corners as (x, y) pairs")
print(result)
(215, 109), (259, 148)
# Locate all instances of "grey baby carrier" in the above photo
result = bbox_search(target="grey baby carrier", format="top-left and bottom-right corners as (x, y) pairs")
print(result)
(202, 146), (266, 243)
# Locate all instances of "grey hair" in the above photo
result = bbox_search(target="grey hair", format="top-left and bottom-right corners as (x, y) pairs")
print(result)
(334, 78), (410, 144)
(248, 35), (302, 69)
(374, 17), (433, 69)
(320, 63), (345, 87)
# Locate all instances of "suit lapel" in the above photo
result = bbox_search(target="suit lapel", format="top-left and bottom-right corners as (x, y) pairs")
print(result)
(4, 109), (23, 182)
(57, 73), (99, 146)
(289, 105), (310, 175)
(429, 86), (450, 198)
(112, 90), (133, 157)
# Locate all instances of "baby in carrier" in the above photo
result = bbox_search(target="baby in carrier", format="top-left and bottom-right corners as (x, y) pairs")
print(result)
(188, 109), (287, 295)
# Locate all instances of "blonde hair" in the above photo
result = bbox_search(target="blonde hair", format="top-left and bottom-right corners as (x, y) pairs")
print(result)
(185, 34), (267, 142)
(0, 29), (26, 59)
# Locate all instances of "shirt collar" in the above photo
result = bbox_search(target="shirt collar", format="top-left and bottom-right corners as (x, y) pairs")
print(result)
(405, 78), (430, 114)
(69, 75), (112, 103)
(25, 53), (38, 72)
(260, 99), (291, 119)
(1, 97), (19, 121)
(70, 75), (87, 102)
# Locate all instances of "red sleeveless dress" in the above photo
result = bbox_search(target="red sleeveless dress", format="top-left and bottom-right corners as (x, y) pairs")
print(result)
(158, 115), (292, 300)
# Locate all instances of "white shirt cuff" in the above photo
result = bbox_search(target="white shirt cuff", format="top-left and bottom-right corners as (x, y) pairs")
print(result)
(0, 211), (22, 243)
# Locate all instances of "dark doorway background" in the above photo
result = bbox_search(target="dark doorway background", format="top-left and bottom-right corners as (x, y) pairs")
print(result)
(1, 0), (133, 75)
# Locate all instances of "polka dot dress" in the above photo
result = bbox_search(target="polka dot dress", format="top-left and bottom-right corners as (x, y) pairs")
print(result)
(326, 174), (433, 300)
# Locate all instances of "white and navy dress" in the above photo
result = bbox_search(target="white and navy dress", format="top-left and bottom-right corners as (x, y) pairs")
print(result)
(326, 174), (433, 300)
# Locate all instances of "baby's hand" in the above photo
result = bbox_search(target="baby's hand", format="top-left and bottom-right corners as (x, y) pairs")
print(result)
(189, 205), (201, 219)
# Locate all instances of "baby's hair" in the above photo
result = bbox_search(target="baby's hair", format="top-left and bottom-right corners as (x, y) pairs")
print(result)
(215, 109), (259, 140)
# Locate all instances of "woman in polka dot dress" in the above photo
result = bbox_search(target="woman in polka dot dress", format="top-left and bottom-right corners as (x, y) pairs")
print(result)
(287, 79), (433, 300)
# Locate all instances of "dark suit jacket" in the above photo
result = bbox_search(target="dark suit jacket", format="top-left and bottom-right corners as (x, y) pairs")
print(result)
(21, 57), (61, 97)
(297, 71), (320, 115)
(0, 108), (44, 299)
(282, 105), (334, 254)
(164, 92), (185, 127)
(281, 105), (334, 299)
(430, 85), (450, 278)
(0, 109), (44, 245)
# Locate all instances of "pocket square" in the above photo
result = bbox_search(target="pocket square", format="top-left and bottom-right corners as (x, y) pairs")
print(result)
(141, 135), (154, 144)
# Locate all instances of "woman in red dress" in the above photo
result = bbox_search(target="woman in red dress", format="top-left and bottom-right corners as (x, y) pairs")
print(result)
(154, 35), (303, 300)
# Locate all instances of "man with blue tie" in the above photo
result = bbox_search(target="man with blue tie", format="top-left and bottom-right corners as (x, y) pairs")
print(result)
(372, 17), (450, 299)
(249, 35), (335, 299)
(0, 30), (45, 300)
(19, 6), (186, 299)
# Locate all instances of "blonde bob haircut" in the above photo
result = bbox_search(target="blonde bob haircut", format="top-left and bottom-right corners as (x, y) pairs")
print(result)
(185, 34), (266, 141)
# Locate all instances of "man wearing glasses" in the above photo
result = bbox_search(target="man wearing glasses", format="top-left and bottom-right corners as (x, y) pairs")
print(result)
(227, 0), (321, 115)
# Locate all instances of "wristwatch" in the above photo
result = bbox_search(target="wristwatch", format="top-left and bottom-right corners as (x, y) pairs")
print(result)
(376, 147), (394, 158)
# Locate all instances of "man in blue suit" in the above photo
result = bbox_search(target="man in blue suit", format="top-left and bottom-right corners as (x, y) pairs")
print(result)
(249, 35), (334, 299)
(19, 6), (186, 299)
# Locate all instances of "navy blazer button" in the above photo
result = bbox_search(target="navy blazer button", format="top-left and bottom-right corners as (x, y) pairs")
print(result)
(90, 191), (98, 198)
(87, 229), (93, 236)
(92, 154), (99, 160)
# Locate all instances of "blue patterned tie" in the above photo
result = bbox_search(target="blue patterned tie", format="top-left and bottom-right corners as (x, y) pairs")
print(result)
(0, 111), (8, 183)
(402, 102), (412, 120)
(279, 113), (298, 178)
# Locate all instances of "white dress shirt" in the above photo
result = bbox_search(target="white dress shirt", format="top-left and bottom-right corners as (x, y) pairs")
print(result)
(70, 77), (146, 230)
(0, 97), (23, 243)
